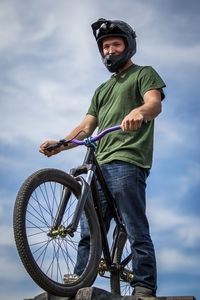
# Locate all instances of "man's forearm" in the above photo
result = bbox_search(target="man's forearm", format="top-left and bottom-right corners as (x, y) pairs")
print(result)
(137, 98), (162, 121)
(140, 89), (162, 121)
(62, 125), (92, 150)
(61, 114), (97, 151)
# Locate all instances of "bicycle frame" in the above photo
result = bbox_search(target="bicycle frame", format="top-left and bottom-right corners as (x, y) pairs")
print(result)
(51, 144), (131, 276)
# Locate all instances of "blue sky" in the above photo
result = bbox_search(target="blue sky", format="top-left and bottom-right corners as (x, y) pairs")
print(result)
(0, 0), (200, 299)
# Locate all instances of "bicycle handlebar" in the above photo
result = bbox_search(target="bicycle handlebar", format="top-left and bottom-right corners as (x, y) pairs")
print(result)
(44, 125), (121, 151)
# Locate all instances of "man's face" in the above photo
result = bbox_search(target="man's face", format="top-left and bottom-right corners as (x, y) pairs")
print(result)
(102, 37), (125, 56)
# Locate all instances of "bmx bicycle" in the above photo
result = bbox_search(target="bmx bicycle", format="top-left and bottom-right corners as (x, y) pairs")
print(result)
(13, 125), (133, 297)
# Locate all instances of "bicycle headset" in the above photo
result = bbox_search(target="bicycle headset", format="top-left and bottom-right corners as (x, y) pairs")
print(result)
(91, 18), (136, 73)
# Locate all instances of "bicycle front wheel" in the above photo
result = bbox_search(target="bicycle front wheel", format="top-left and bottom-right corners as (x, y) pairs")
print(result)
(13, 168), (101, 297)
(110, 227), (133, 296)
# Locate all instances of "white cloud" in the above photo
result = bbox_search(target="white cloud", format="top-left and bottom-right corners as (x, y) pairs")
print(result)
(153, 116), (198, 158)
(0, 225), (14, 246)
(26, 14), (57, 44)
(0, 2), (22, 52)
(176, 163), (200, 197)
(137, 36), (200, 68)
(148, 205), (200, 248)
(157, 248), (200, 275)
(0, 255), (27, 280)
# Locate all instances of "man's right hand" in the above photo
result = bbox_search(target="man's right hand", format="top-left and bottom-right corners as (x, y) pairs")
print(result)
(39, 141), (62, 157)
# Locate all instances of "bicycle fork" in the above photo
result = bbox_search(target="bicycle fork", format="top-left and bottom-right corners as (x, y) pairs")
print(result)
(47, 147), (96, 239)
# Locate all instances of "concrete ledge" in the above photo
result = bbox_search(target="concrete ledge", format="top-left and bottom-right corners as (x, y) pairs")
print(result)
(24, 287), (196, 300)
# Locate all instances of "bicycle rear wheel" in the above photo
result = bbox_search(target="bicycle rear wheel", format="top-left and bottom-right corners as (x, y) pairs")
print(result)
(13, 168), (101, 297)
(110, 227), (133, 296)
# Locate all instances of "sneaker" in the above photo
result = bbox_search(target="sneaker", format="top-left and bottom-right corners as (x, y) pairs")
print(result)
(134, 286), (156, 299)
(63, 274), (79, 284)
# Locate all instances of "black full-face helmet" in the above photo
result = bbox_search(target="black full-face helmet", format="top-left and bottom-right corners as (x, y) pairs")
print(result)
(91, 18), (136, 73)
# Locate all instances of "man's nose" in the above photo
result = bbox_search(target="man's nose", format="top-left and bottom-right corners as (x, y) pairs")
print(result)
(109, 46), (115, 55)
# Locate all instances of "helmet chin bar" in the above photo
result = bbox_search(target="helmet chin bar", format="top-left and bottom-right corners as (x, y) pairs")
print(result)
(103, 51), (130, 73)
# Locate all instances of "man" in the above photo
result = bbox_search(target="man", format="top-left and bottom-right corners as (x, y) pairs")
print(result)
(40, 18), (166, 298)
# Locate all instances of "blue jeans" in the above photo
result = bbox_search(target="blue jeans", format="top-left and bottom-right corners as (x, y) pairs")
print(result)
(74, 161), (157, 294)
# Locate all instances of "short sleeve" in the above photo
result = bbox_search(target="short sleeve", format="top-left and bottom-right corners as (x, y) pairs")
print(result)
(138, 66), (166, 100)
(87, 90), (98, 117)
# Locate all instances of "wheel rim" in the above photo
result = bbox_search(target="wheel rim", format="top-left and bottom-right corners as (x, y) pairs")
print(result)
(25, 181), (89, 284)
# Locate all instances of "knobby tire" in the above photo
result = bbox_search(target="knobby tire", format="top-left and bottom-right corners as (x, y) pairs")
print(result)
(13, 168), (101, 297)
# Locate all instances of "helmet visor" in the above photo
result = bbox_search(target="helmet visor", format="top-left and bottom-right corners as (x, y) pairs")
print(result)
(92, 19), (126, 41)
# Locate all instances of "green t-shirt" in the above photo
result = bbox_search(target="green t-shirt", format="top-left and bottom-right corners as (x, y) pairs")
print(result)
(87, 64), (166, 168)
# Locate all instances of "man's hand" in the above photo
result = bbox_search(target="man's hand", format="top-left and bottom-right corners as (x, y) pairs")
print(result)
(121, 89), (162, 131)
(39, 141), (62, 157)
(121, 109), (144, 131)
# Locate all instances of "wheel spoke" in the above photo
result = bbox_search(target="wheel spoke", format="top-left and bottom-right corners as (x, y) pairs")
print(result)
(25, 179), (83, 283)
(14, 169), (101, 295)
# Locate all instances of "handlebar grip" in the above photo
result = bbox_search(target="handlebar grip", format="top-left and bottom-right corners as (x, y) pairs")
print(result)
(44, 139), (69, 151)
(44, 143), (60, 152)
